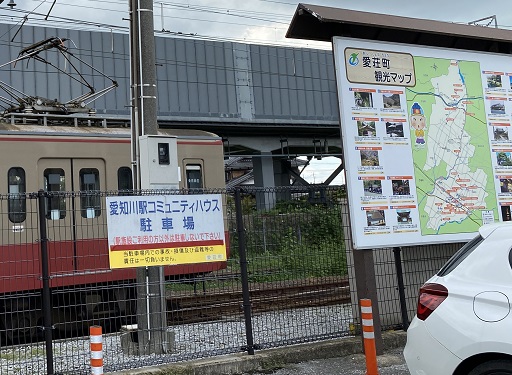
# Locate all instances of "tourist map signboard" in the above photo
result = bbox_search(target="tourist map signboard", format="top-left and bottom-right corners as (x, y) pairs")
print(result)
(333, 37), (512, 249)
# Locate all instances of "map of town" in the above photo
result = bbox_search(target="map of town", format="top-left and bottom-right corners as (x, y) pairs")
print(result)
(406, 57), (497, 235)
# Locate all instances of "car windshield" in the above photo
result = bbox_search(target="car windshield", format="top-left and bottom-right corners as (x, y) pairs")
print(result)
(437, 235), (484, 276)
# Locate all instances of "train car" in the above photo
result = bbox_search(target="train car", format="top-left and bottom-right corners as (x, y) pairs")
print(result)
(0, 121), (227, 343)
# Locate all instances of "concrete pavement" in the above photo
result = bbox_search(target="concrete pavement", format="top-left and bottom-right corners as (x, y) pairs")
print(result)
(110, 330), (408, 375)
(248, 347), (408, 375)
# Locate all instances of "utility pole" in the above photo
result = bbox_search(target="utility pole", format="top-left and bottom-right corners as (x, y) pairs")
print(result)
(129, 0), (166, 355)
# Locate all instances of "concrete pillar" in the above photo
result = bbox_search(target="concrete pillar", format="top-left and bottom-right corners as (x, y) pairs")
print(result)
(274, 159), (292, 201)
(273, 159), (291, 187)
(253, 152), (276, 210)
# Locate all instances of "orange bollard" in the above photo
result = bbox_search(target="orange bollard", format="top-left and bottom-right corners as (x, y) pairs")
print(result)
(90, 326), (103, 375)
(360, 299), (379, 375)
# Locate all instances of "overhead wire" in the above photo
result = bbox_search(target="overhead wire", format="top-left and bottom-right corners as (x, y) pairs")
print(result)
(13, 0), (512, 32)
(0, 10), (332, 71)
(20, 0), (292, 25)
(0, 1), (505, 84)
(0, 39), (337, 113)
(257, 0), (297, 5)
(0, 1), (503, 121)
(9, 2), (507, 54)
(0, 37), (336, 87)
(0, 0), (52, 40)
(0, 20), (331, 76)
(20, 0), (512, 29)
(3, 8), (129, 32)
(158, 2), (289, 24)
(0, 12), (313, 50)
(21, 0), (294, 22)
(9, 0), (311, 47)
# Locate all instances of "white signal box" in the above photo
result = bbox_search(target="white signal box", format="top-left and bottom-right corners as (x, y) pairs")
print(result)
(139, 135), (179, 190)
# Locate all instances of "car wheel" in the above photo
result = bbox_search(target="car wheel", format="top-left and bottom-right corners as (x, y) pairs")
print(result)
(468, 360), (512, 375)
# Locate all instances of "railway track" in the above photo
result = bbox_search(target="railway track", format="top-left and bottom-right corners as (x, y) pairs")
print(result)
(166, 279), (351, 325)
(0, 279), (351, 347)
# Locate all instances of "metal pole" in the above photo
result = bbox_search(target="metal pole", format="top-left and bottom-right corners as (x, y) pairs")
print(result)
(139, 0), (166, 354)
(37, 190), (54, 374)
(130, 0), (165, 354)
(130, 0), (149, 355)
(353, 249), (383, 355)
(128, 0), (139, 190)
(393, 247), (409, 330)
(136, 0), (158, 136)
(234, 188), (255, 355)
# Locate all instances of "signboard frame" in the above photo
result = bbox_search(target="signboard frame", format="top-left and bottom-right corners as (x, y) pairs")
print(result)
(333, 36), (512, 249)
(106, 193), (226, 268)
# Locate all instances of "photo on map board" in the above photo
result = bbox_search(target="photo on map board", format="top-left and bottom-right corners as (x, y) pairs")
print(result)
(360, 150), (379, 167)
(391, 179), (410, 195)
(382, 93), (401, 109)
(354, 91), (373, 108)
(500, 178), (512, 193)
(487, 74), (502, 88)
(366, 210), (386, 226)
(363, 180), (382, 196)
(490, 100), (506, 114)
(385, 122), (404, 137)
(357, 121), (376, 137)
(502, 205), (512, 221)
(497, 151), (512, 166)
(494, 127), (509, 141)
(396, 209), (412, 224)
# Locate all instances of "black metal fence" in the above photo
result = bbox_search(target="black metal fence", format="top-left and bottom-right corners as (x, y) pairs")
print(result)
(0, 186), (460, 374)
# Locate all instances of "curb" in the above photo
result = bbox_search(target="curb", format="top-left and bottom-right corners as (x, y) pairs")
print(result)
(109, 330), (407, 375)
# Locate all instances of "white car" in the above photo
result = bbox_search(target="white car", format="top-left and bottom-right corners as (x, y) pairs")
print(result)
(404, 222), (512, 375)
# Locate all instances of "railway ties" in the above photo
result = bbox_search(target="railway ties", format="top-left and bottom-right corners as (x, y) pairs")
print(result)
(166, 279), (351, 325)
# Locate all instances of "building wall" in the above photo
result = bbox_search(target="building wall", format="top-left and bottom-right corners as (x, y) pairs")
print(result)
(250, 44), (338, 122)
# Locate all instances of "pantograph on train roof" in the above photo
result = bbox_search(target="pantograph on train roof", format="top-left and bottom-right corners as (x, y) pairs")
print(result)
(0, 36), (118, 117)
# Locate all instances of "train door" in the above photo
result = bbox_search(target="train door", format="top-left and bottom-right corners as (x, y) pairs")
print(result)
(72, 159), (108, 272)
(38, 158), (106, 276)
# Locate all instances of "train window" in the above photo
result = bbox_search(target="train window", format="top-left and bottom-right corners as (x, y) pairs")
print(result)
(44, 168), (66, 220)
(117, 167), (133, 195)
(80, 168), (101, 219)
(8, 167), (26, 223)
(186, 164), (203, 190)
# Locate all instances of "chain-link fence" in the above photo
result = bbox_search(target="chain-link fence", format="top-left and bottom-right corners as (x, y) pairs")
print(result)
(0, 186), (460, 374)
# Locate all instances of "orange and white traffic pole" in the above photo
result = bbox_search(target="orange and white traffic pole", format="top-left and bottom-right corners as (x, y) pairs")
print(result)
(360, 298), (379, 375)
(90, 325), (103, 375)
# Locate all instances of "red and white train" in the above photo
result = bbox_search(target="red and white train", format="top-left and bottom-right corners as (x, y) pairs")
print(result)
(0, 120), (227, 342)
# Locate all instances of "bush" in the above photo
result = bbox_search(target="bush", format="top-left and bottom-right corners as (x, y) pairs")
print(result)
(233, 202), (347, 279)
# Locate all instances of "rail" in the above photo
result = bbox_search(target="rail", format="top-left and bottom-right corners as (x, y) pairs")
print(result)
(167, 279), (351, 325)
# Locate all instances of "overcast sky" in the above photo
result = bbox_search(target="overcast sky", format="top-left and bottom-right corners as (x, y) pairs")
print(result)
(0, 0), (509, 184)
(2, 0), (510, 49)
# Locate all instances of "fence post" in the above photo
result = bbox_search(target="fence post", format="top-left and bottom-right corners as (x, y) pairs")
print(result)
(360, 298), (379, 375)
(37, 190), (54, 375)
(90, 326), (104, 375)
(393, 247), (409, 330)
(234, 188), (255, 355)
